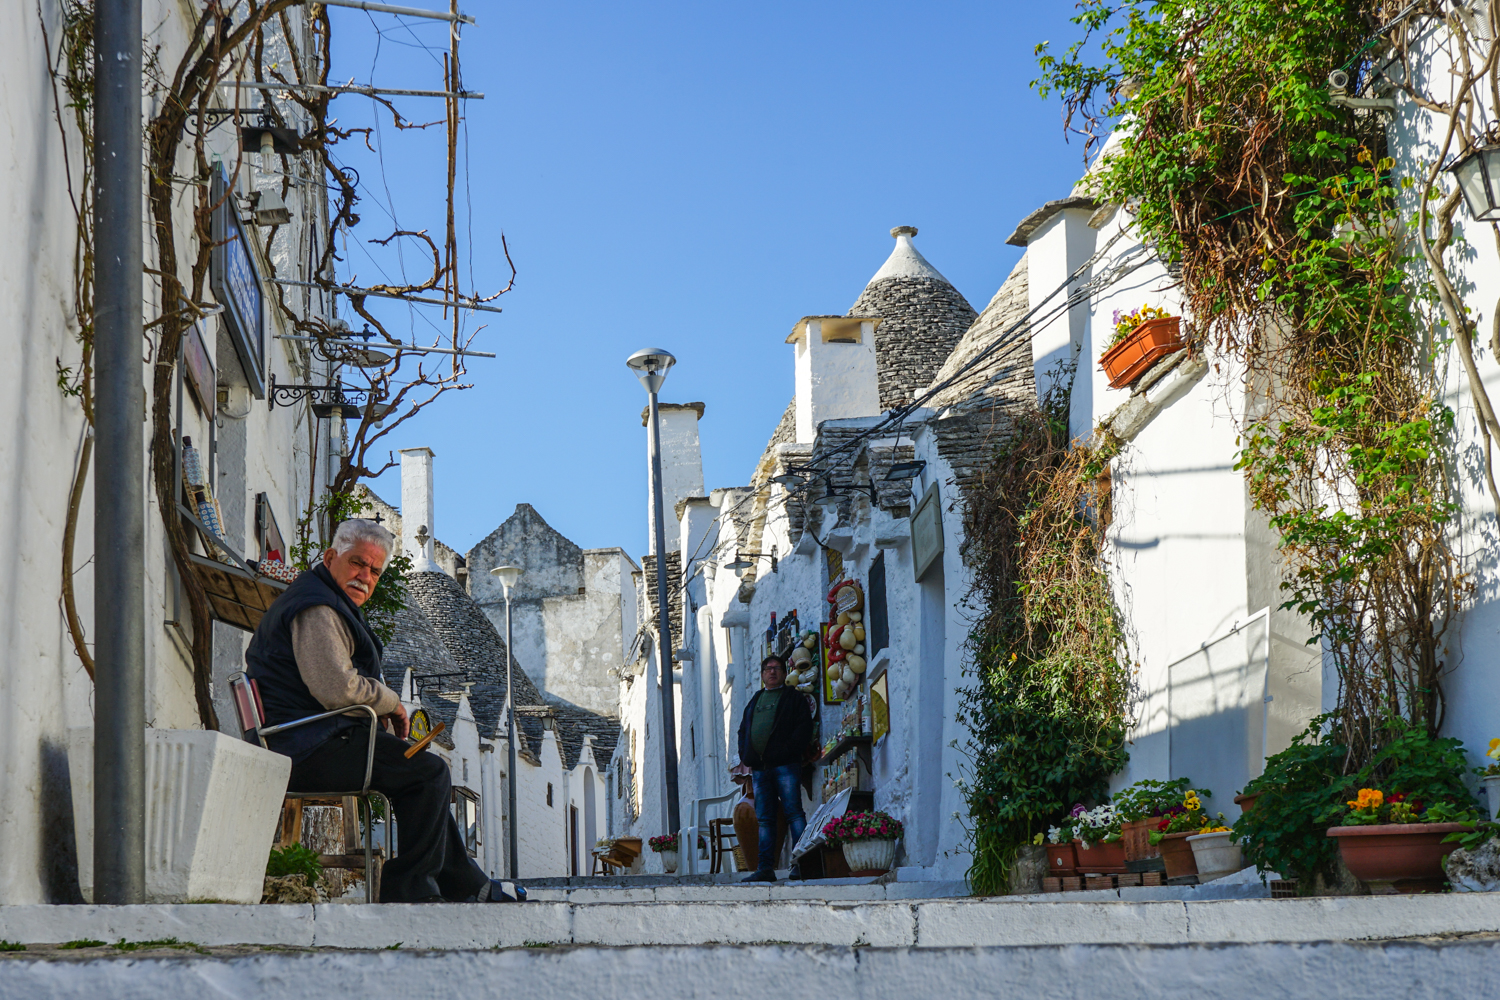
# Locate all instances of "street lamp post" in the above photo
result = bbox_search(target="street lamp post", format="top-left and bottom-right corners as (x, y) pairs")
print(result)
(489, 564), (524, 879)
(626, 348), (682, 836)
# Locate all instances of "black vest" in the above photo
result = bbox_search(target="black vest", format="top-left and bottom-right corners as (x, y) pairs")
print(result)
(245, 563), (386, 762)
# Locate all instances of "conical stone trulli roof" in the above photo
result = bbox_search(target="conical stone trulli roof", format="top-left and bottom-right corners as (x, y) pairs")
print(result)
(403, 570), (544, 708)
(847, 226), (978, 411)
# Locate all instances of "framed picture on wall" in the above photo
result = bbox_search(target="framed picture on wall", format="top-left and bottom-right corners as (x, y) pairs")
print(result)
(871, 671), (890, 746)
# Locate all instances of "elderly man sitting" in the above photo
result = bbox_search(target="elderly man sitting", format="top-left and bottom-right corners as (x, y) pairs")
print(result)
(246, 518), (520, 903)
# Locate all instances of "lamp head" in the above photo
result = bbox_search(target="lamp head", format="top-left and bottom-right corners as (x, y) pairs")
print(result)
(490, 564), (524, 591)
(771, 472), (802, 488)
(626, 347), (676, 393)
(1449, 143), (1500, 222)
(725, 552), (753, 571)
(814, 482), (844, 506)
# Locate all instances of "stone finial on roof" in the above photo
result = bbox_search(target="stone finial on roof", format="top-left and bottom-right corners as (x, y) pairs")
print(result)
(867, 226), (951, 285)
(849, 226), (978, 410)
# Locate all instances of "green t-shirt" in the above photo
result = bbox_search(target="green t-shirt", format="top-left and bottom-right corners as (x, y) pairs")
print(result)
(750, 687), (784, 756)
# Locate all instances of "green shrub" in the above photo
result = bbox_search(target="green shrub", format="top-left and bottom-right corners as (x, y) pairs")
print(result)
(1233, 715), (1350, 886)
(265, 843), (323, 884)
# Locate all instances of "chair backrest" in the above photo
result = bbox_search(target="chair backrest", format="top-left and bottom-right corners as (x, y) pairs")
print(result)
(228, 671), (266, 745)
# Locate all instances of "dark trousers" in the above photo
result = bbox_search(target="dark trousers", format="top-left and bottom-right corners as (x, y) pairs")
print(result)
(288, 729), (488, 903)
(751, 762), (806, 872)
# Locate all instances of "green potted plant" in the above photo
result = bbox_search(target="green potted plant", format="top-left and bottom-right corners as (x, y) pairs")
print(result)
(1326, 790), (1477, 893)
(1147, 788), (1215, 879)
(1114, 777), (1192, 862)
(1044, 815), (1080, 876)
(1073, 803), (1126, 874)
(1100, 304), (1183, 388)
(823, 811), (903, 875)
(1322, 721), (1480, 893)
(649, 833), (680, 874)
(1186, 821), (1241, 882)
(1232, 716), (1349, 893)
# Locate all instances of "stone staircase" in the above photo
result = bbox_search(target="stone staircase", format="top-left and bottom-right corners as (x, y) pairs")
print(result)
(2, 889), (1499, 997)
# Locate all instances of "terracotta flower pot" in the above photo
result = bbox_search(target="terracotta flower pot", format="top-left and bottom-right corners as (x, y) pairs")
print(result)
(1121, 818), (1161, 861)
(1327, 823), (1470, 894)
(1045, 842), (1078, 876)
(1100, 316), (1184, 389)
(1074, 838), (1127, 875)
(1233, 792), (1261, 814)
(1156, 831), (1199, 880)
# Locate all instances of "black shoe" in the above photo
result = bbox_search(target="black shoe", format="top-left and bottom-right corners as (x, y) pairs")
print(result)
(787, 863), (803, 881)
(741, 869), (777, 883)
(479, 879), (528, 902)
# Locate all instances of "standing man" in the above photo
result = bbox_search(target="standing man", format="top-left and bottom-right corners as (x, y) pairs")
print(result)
(736, 654), (814, 882)
(246, 518), (521, 903)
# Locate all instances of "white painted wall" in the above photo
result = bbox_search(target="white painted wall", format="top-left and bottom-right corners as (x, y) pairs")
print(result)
(0, 1), (331, 903)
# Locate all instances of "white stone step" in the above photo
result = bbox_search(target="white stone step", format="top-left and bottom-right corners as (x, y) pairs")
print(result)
(1, 893), (1498, 951)
(2, 934), (1499, 998)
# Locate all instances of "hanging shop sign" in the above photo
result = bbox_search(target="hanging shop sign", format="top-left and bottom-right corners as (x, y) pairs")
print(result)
(912, 482), (944, 581)
(210, 166), (266, 397)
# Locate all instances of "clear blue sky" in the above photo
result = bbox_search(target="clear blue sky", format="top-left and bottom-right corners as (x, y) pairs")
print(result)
(324, 1), (1093, 560)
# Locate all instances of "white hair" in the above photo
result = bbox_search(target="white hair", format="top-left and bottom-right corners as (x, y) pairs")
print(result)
(331, 518), (396, 558)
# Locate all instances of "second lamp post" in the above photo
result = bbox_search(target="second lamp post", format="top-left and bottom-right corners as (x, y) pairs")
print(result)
(489, 563), (524, 879)
(626, 347), (682, 836)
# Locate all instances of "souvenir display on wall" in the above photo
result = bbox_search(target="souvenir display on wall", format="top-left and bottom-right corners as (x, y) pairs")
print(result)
(823, 579), (866, 703)
(182, 436), (232, 564)
(785, 629), (821, 694)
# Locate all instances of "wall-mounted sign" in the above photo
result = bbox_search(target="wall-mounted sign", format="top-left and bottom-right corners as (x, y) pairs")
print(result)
(409, 708), (432, 742)
(871, 671), (890, 746)
(210, 167), (266, 397)
(182, 320), (215, 414)
(912, 482), (943, 581)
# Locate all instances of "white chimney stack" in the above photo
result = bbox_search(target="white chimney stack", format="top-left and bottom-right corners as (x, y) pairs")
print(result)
(399, 446), (441, 572)
(788, 316), (882, 443)
(645, 402), (705, 550)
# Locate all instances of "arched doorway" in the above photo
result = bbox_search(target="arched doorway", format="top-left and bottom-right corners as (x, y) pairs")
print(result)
(583, 766), (598, 862)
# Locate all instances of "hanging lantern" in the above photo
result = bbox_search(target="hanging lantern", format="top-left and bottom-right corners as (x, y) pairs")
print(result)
(1448, 142), (1500, 222)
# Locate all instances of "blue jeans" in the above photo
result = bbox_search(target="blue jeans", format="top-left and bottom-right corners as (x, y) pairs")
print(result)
(752, 763), (806, 872)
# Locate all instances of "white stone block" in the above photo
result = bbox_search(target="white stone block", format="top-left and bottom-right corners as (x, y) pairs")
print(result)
(67, 728), (291, 904)
(568, 887), (657, 903)
(1184, 894), (1500, 943)
(914, 899), (1188, 946)
(882, 880), (970, 900)
(311, 902), (573, 949)
(771, 884), (885, 901)
(652, 884), (771, 902)
(0, 904), (313, 946)
(570, 901), (914, 946)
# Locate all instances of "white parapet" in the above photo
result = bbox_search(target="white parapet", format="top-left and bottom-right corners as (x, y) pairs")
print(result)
(67, 728), (291, 904)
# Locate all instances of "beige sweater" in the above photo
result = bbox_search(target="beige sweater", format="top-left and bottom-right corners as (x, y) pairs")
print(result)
(290, 605), (401, 716)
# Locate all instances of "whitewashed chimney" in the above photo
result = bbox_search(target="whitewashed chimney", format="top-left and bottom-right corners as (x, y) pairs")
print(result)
(645, 402), (705, 550)
(399, 446), (441, 572)
(789, 313), (882, 443)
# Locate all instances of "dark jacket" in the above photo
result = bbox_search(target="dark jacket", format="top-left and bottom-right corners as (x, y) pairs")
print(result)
(737, 686), (814, 770)
(245, 563), (385, 762)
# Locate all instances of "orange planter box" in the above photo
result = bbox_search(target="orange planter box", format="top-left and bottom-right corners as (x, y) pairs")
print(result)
(1101, 315), (1184, 389)
(1121, 817), (1161, 861)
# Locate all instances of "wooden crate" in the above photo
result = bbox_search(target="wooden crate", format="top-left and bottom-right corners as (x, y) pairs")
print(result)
(1042, 877), (1064, 893)
(1141, 871), (1165, 887)
(1061, 876), (1084, 891)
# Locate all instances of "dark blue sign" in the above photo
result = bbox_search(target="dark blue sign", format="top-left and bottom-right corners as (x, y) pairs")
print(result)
(211, 168), (265, 397)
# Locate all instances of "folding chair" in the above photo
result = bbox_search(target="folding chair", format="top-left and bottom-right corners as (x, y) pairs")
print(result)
(230, 670), (393, 903)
